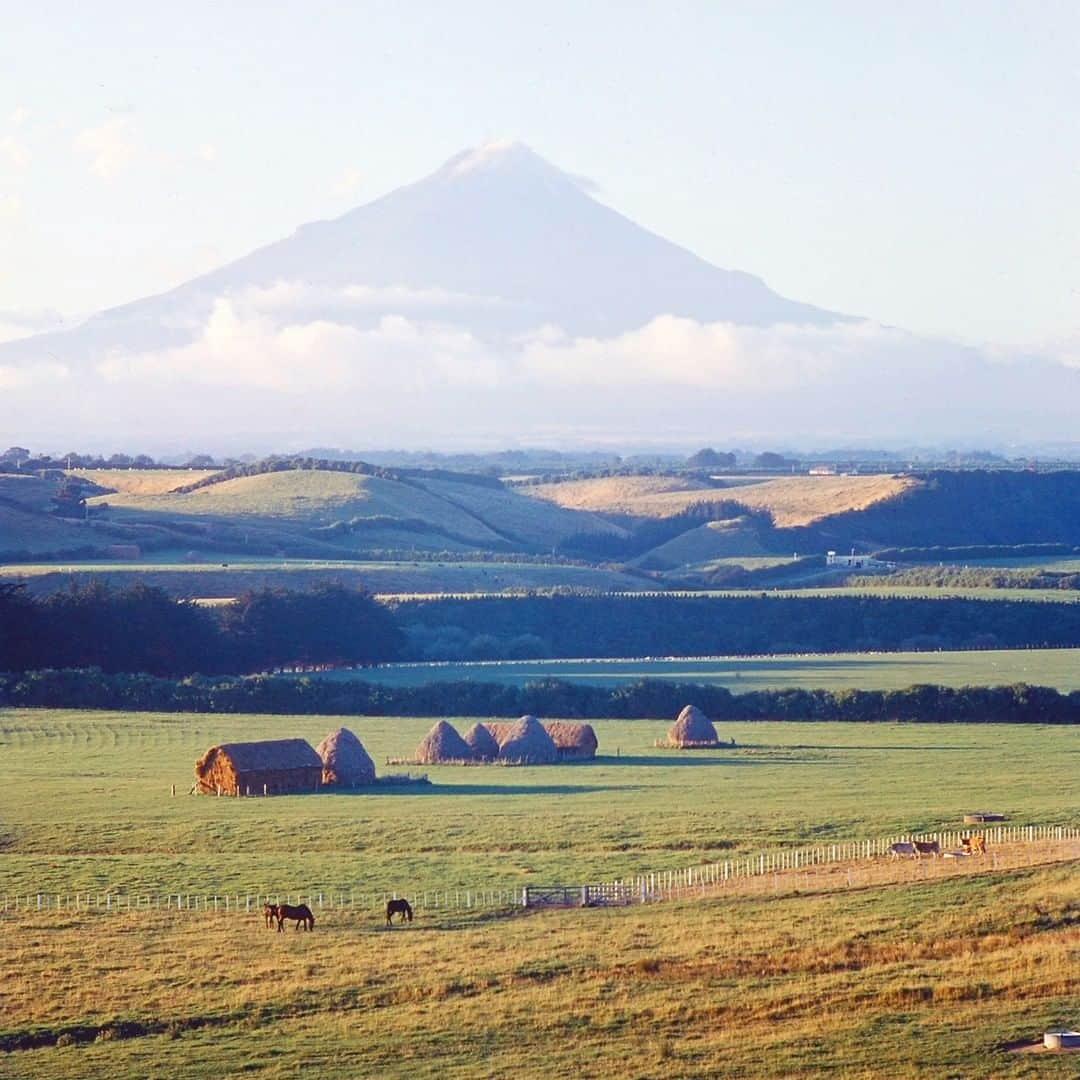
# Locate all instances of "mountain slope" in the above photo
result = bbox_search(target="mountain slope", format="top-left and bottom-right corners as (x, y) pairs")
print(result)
(0, 141), (843, 370)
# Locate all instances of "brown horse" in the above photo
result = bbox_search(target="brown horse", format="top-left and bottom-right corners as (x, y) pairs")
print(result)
(262, 902), (276, 929)
(385, 898), (413, 926)
(273, 903), (315, 931)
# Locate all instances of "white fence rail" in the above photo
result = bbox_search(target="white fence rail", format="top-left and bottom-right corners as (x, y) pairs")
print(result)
(4, 824), (1076, 917)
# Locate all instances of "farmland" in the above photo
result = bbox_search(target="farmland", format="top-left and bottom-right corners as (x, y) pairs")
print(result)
(526, 472), (916, 525)
(334, 647), (1080, 693)
(0, 708), (1077, 1078)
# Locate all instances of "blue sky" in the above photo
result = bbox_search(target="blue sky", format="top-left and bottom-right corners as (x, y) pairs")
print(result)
(1, 0), (1077, 346)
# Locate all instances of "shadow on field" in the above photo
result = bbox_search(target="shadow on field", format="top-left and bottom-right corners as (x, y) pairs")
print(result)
(785, 744), (990, 753)
(597, 754), (826, 768)
(343, 783), (643, 797)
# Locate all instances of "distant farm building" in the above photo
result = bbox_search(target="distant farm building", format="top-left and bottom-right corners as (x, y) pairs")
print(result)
(826, 550), (896, 570)
(316, 727), (376, 787)
(194, 738), (322, 796)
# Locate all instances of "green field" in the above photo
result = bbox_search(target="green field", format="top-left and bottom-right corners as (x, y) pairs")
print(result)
(2, 709), (1077, 901)
(0, 559), (653, 597)
(333, 648), (1080, 693)
(1, 708), (1078, 1078)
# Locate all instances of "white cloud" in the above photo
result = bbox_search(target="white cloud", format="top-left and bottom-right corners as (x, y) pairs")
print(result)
(0, 360), (69, 388)
(0, 135), (30, 170)
(331, 166), (363, 197)
(73, 118), (138, 179)
(97, 299), (500, 392)
(0, 193), (22, 219)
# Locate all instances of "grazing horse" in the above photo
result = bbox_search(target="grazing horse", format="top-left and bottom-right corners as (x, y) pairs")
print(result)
(385, 898), (413, 926)
(262, 903), (277, 929)
(962, 834), (987, 855)
(912, 840), (940, 859)
(274, 903), (315, 932)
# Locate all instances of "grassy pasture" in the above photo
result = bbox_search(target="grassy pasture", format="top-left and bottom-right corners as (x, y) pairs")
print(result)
(1, 863), (1078, 1078)
(0, 706), (1077, 1077)
(1, 709), (1076, 901)
(527, 472), (916, 525)
(340, 648), (1080, 693)
(72, 468), (218, 495)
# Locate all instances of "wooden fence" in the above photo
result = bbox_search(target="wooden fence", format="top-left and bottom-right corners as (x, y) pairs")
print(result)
(4, 824), (1076, 917)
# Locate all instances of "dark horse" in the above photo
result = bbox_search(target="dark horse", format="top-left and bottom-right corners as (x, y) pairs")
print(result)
(272, 903), (315, 932)
(385, 898), (413, 926)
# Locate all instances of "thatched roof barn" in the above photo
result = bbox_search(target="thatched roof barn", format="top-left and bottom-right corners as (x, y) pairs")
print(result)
(463, 722), (500, 761)
(667, 705), (720, 748)
(497, 715), (559, 765)
(543, 721), (598, 760)
(316, 727), (376, 787)
(414, 720), (476, 764)
(194, 739), (322, 796)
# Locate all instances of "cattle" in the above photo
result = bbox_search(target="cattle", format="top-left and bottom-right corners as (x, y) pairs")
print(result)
(912, 840), (940, 859)
(888, 842), (917, 859)
(962, 834), (987, 855)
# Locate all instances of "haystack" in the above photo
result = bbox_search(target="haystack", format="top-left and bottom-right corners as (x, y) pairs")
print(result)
(316, 727), (376, 787)
(544, 721), (599, 760)
(414, 720), (475, 764)
(463, 722), (500, 761)
(667, 705), (720, 748)
(497, 715), (559, 765)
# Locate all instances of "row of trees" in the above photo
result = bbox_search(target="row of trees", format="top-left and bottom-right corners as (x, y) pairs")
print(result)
(1, 670), (1076, 723)
(391, 593), (1080, 658)
(0, 582), (403, 675)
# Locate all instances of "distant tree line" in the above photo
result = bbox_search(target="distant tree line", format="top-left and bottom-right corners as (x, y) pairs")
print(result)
(870, 543), (1080, 563)
(0, 669), (1076, 724)
(848, 567), (1080, 591)
(392, 593), (1080, 659)
(6, 583), (1080, 676)
(169, 456), (504, 495)
(0, 582), (403, 675)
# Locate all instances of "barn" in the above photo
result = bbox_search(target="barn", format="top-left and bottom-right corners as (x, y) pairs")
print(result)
(194, 739), (323, 796)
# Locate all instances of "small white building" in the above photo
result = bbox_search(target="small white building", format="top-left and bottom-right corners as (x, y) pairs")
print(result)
(826, 550), (896, 570)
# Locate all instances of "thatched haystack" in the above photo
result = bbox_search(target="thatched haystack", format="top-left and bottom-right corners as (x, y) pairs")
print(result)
(316, 727), (376, 787)
(414, 720), (476, 764)
(543, 721), (599, 760)
(667, 705), (720, 748)
(463, 722), (500, 761)
(497, 715), (559, 765)
(194, 739), (322, 796)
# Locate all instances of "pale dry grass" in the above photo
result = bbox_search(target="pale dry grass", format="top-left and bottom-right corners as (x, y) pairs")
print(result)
(724, 473), (918, 527)
(73, 469), (219, 495)
(527, 473), (918, 526)
(1, 860), (1076, 1078)
(527, 474), (712, 514)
